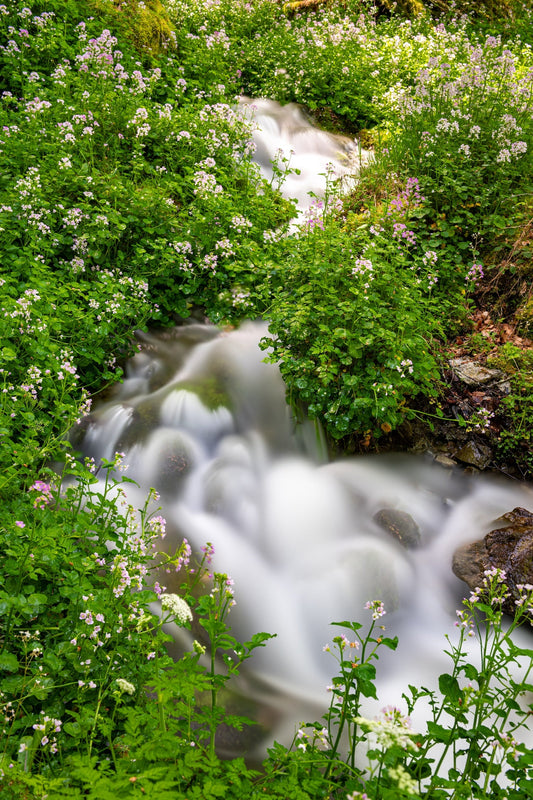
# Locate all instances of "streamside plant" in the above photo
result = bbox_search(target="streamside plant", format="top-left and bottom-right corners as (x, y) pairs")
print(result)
(0, 454), (273, 798)
(261, 580), (533, 800)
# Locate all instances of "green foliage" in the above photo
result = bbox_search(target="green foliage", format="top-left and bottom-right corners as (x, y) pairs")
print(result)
(261, 581), (533, 800)
(262, 187), (442, 439)
(0, 455), (272, 797)
(386, 21), (533, 250)
(402, 568), (533, 799)
(88, 0), (175, 56)
(486, 344), (533, 477)
(2, 0), (533, 795)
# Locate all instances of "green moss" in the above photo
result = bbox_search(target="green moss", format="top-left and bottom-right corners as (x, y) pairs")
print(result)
(88, 0), (174, 55)
(516, 297), (533, 339)
(487, 344), (533, 478)
(177, 378), (231, 411)
(487, 342), (533, 374)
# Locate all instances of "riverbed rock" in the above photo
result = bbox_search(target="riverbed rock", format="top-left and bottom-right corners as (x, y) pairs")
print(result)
(452, 507), (533, 616)
(454, 441), (493, 469)
(373, 508), (421, 549)
(434, 454), (457, 469)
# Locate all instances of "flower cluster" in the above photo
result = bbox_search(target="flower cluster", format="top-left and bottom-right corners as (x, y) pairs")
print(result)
(31, 480), (54, 509)
(160, 593), (193, 625)
(116, 678), (135, 696)
(295, 724), (329, 752)
(364, 600), (386, 620)
(354, 707), (416, 751)
(31, 714), (63, 753)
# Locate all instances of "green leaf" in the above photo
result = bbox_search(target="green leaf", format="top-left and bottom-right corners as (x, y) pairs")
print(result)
(1, 346), (17, 360)
(16, 736), (34, 771)
(462, 663), (479, 681)
(439, 673), (461, 702)
(0, 652), (19, 672)
(64, 721), (82, 737)
(427, 721), (456, 744)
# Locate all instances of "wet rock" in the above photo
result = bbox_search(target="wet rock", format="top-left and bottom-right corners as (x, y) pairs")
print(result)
(454, 441), (492, 469)
(373, 508), (421, 549)
(449, 357), (505, 387)
(452, 507), (533, 617)
(452, 540), (488, 590)
(434, 454), (457, 469)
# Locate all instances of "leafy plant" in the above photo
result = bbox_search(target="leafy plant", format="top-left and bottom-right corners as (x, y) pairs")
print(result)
(0, 454), (272, 796)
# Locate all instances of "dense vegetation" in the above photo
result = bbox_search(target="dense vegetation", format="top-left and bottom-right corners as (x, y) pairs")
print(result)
(1, 0), (533, 797)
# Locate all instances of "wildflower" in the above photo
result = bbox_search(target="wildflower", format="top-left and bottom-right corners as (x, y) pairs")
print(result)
(455, 609), (475, 636)
(496, 148), (511, 163)
(352, 258), (373, 277)
(201, 542), (215, 564)
(31, 480), (53, 509)
(388, 764), (418, 794)
(364, 599), (386, 620)
(15, 520), (25, 528)
(147, 515), (166, 537)
(467, 262), (484, 283)
(116, 678), (135, 695)
(160, 593), (193, 625)
(354, 710), (416, 750)
(382, 705), (411, 727)
(316, 727), (329, 749)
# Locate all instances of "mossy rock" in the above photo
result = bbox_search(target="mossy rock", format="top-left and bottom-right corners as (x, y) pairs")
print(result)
(379, 0), (425, 15)
(488, 343), (533, 375)
(89, 0), (174, 55)
(176, 378), (231, 412)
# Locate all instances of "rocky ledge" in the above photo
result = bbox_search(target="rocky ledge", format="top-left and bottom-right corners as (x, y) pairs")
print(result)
(452, 507), (533, 616)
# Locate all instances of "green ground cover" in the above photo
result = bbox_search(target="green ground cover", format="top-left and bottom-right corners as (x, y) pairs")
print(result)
(1, 0), (533, 796)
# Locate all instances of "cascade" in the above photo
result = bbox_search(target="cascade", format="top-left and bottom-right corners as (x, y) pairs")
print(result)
(72, 101), (533, 755)
(237, 97), (372, 217)
(72, 321), (533, 754)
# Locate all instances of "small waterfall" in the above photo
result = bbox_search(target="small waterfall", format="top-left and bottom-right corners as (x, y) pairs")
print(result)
(238, 97), (372, 217)
(72, 321), (533, 754)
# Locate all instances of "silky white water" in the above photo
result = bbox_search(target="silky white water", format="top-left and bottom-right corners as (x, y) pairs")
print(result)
(73, 320), (533, 754)
(237, 96), (372, 219)
(72, 101), (533, 755)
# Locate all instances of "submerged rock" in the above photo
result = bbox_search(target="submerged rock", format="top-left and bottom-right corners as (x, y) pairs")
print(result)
(373, 508), (421, 549)
(452, 507), (533, 616)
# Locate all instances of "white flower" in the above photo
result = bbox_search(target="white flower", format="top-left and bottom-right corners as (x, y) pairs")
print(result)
(388, 764), (419, 794)
(116, 678), (135, 695)
(354, 714), (416, 751)
(160, 593), (193, 625)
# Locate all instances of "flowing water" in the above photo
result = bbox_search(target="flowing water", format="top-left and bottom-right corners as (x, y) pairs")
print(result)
(73, 101), (533, 755)
(72, 321), (533, 754)
(237, 96), (372, 218)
